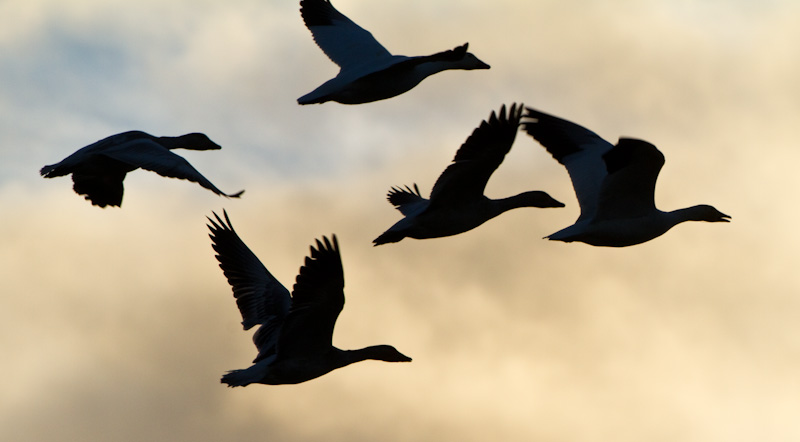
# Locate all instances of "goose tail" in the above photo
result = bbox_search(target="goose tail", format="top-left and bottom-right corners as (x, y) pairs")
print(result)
(221, 369), (254, 387)
(297, 91), (330, 105)
(220, 366), (262, 388)
(372, 230), (406, 246)
(39, 164), (63, 178)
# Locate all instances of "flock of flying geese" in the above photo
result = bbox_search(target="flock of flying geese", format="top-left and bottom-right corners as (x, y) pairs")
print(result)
(40, 0), (730, 386)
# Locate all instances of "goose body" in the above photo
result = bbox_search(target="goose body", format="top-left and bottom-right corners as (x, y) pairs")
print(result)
(374, 104), (564, 245)
(298, 0), (490, 105)
(208, 211), (411, 386)
(522, 108), (730, 247)
(40, 131), (243, 207)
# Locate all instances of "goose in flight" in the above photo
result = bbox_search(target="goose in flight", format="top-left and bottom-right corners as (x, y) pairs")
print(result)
(297, 0), (490, 104)
(373, 104), (564, 245)
(521, 108), (730, 247)
(208, 211), (411, 386)
(40, 131), (243, 208)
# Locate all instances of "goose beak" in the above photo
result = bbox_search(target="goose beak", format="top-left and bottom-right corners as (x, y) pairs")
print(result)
(544, 196), (565, 208)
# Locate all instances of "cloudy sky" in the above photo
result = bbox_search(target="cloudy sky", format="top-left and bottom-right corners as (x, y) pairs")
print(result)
(2, 0), (799, 441)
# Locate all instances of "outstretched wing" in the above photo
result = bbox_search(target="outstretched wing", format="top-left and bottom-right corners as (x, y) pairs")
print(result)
(40, 132), (156, 207)
(278, 235), (344, 359)
(39, 131), (153, 178)
(102, 139), (243, 198)
(521, 108), (613, 221)
(428, 103), (523, 206)
(208, 210), (291, 362)
(300, 0), (392, 71)
(594, 138), (665, 220)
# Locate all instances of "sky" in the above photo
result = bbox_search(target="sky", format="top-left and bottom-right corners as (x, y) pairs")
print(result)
(2, 0), (800, 441)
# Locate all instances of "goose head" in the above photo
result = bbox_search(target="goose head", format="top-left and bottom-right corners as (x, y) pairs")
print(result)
(448, 43), (490, 70)
(460, 52), (490, 70)
(515, 191), (565, 208)
(358, 345), (413, 362)
(158, 133), (222, 150)
(686, 205), (731, 222)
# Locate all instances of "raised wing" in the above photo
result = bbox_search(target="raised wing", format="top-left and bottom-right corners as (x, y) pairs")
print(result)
(208, 210), (291, 361)
(101, 139), (243, 198)
(386, 184), (427, 216)
(521, 108), (614, 221)
(594, 138), (665, 220)
(277, 235), (345, 359)
(429, 103), (523, 206)
(300, 0), (393, 71)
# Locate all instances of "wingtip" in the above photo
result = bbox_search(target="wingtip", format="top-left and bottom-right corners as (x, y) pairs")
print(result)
(386, 183), (422, 200)
(311, 233), (340, 256)
(207, 209), (234, 233)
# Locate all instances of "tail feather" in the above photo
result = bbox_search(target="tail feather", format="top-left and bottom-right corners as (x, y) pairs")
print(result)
(297, 89), (331, 105)
(220, 362), (270, 387)
(221, 369), (255, 387)
(40, 164), (63, 178)
(372, 230), (406, 246)
(297, 96), (329, 105)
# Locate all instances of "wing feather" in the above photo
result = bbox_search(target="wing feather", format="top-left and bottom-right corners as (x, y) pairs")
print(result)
(386, 184), (427, 216)
(208, 210), (291, 361)
(300, 0), (392, 71)
(278, 235), (344, 359)
(594, 138), (665, 220)
(428, 104), (523, 206)
(522, 108), (613, 221)
(101, 140), (243, 198)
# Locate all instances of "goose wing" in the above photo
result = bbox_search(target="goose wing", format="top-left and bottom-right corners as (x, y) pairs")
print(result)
(70, 167), (128, 207)
(39, 131), (155, 178)
(278, 235), (345, 359)
(594, 138), (665, 220)
(40, 132), (157, 207)
(385, 184), (427, 216)
(301, 0), (393, 72)
(428, 103), (523, 207)
(208, 211), (291, 362)
(522, 108), (614, 221)
(100, 138), (243, 198)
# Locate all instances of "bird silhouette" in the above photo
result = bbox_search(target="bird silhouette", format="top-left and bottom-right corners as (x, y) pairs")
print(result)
(208, 210), (411, 386)
(298, 0), (489, 104)
(522, 108), (730, 247)
(374, 103), (563, 245)
(40, 131), (243, 207)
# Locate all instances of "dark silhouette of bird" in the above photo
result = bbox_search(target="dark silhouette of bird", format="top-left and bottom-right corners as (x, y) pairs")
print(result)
(208, 210), (411, 386)
(522, 107), (730, 247)
(374, 103), (563, 245)
(40, 131), (243, 207)
(298, 0), (489, 104)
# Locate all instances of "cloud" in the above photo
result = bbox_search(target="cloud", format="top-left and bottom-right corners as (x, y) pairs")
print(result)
(6, 161), (800, 442)
(3, 1), (800, 441)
